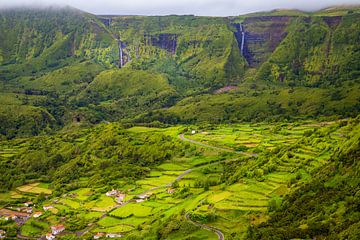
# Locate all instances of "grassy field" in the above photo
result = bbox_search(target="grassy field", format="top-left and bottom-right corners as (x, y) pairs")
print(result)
(70, 188), (93, 201)
(16, 182), (52, 195)
(85, 195), (117, 212)
(21, 220), (49, 237)
(93, 224), (134, 233)
(110, 203), (153, 218)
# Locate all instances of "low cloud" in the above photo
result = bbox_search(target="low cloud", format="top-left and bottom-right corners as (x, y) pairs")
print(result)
(1, 0), (360, 16)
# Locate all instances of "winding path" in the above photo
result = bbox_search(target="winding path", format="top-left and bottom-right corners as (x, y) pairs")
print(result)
(185, 213), (225, 240)
(179, 133), (236, 239)
(179, 134), (257, 157)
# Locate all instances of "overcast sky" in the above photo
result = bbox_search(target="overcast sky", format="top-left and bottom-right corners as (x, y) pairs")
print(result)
(1, 0), (360, 16)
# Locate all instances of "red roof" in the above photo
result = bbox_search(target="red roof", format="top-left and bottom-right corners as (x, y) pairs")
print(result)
(51, 224), (65, 231)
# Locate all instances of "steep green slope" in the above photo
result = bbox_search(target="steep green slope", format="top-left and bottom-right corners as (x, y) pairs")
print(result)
(139, 11), (360, 124)
(75, 68), (177, 120)
(0, 104), (55, 139)
(257, 13), (360, 86)
(106, 15), (247, 89)
(247, 118), (360, 239)
(0, 123), (186, 192)
(0, 7), (117, 80)
(0, 6), (359, 138)
(16, 61), (105, 95)
(137, 80), (360, 123)
(0, 61), (105, 138)
(0, 8), (116, 138)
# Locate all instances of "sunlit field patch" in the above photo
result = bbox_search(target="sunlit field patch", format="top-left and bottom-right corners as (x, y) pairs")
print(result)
(16, 182), (52, 195)
(110, 203), (153, 218)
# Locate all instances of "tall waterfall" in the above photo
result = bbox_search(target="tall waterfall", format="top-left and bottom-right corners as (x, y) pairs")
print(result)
(233, 23), (245, 56)
(240, 24), (245, 55)
(118, 37), (124, 68)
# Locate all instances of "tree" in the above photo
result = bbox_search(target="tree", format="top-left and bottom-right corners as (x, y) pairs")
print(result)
(172, 180), (179, 189)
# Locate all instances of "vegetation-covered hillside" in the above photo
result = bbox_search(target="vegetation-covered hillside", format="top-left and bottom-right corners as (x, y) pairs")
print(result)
(0, 6), (360, 138)
(257, 13), (360, 86)
(248, 118), (360, 239)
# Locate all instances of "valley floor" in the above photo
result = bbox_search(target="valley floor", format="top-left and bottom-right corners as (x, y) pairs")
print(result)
(0, 119), (352, 239)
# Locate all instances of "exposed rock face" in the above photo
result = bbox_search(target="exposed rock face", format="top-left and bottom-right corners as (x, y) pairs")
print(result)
(322, 16), (342, 63)
(241, 16), (293, 67)
(98, 17), (112, 27)
(118, 39), (131, 68)
(144, 33), (177, 54)
(322, 16), (342, 29)
(214, 85), (238, 94)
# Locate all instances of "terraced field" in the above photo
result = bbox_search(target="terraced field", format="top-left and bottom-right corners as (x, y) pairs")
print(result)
(184, 123), (323, 152)
(0, 120), (348, 239)
(170, 121), (345, 238)
(0, 143), (23, 159)
(17, 183), (52, 195)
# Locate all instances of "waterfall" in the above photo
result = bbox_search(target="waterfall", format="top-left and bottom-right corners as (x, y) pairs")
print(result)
(233, 23), (245, 56)
(239, 23), (245, 55)
(118, 38), (124, 68)
(240, 32), (245, 55)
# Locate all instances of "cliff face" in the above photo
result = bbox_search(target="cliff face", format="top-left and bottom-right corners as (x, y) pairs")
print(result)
(322, 16), (342, 29)
(0, 7), (359, 137)
(0, 8), (118, 80)
(0, 8), (359, 88)
(240, 16), (292, 67)
(144, 33), (177, 54)
(106, 15), (244, 87)
(256, 14), (360, 85)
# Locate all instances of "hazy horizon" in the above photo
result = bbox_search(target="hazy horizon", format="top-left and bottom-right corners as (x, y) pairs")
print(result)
(0, 0), (360, 16)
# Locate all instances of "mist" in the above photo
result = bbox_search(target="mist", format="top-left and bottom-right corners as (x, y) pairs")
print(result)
(1, 0), (360, 16)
